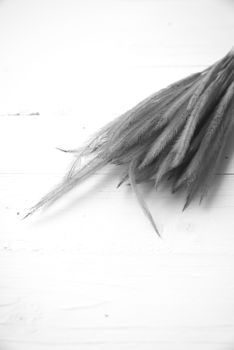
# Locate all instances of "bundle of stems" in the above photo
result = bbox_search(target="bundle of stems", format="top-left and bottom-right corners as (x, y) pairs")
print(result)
(26, 48), (234, 236)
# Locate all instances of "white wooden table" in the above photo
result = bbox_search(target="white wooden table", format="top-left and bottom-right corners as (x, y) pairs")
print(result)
(1, 0), (234, 349)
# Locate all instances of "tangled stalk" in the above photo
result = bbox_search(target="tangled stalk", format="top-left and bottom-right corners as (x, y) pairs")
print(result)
(26, 48), (234, 236)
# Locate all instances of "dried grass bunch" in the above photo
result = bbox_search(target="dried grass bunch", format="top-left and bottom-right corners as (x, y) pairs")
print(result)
(26, 48), (234, 236)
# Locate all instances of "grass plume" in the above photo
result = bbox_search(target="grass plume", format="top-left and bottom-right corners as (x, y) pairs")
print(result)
(26, 48), (234, 235)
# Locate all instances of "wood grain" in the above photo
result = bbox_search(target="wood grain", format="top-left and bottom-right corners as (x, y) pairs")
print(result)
(1, 0), (234, 349)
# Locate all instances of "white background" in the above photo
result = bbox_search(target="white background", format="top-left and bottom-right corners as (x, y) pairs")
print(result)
(1, 0), (234, 349)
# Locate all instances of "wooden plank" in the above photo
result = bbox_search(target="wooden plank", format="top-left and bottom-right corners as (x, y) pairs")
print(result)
(1, 0), (234, 349)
